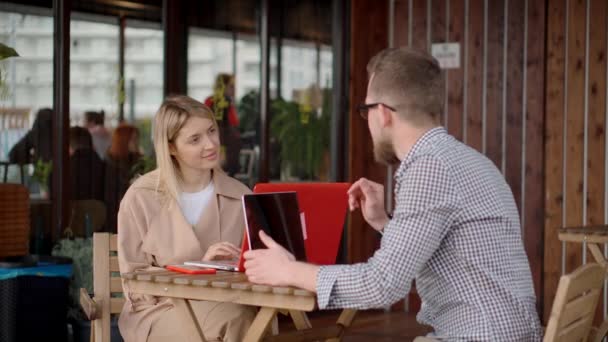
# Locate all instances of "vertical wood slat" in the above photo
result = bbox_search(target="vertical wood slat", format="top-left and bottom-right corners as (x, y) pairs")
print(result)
(565, 0), (587, 273)
(394, 0), (410, 47)
(447, 0), (465, 141)
(411, 0), (428, 51)
(485, 0), (505, 169)
(505, 0), (526, 215)
(586, 0), (607, 324)
(543, 0), (566, 323)
(348, 0), (388, 264)
(524, 0), (547, 317)
(466, 0), (484, 152)
(430, 0), (447, 124)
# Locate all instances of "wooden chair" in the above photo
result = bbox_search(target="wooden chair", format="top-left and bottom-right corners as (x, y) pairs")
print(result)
(544, 263), (604, 342)
(0, 183), (30, 258)
(80, 233), (124, 342)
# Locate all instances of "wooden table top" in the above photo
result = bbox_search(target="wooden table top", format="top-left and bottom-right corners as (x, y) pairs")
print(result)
(122, 270), (317, 312)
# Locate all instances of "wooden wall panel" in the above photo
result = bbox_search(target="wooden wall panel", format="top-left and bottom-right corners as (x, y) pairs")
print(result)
(393, 0), (409, 47)
(485, 0), (505, 169)
(446, 0), (465, 141)
(389, 0), (546, 319)
(348, 0), (388, 264)
(430, 0), (447, 125)
(412, 0), (428, 51)
(465, 0), (484, 151)
(564, 0), (586, 273)
(524, 0), (547, 317)
(505, 0), (525, 215)
(586, 0), (607, 324)
(544, 0), (608, 323)
(543, 0), (566, 322)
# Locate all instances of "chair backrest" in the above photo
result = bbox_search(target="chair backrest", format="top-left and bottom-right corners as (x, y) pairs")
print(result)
(253, 182), (350, 265)
(0, 183), (30, 258)
(92, 233), (125, 338)
(544, 263), (605, 342)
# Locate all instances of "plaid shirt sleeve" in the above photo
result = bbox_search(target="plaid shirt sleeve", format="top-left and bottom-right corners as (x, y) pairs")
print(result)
(316, 154), (461, 309)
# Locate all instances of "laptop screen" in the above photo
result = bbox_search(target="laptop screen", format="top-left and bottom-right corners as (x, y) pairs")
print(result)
(242, 192), (307, 262)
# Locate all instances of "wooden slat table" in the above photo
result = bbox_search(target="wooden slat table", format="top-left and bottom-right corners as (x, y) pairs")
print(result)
(122, 270), (356, 342)
(558, 226), (608, 342)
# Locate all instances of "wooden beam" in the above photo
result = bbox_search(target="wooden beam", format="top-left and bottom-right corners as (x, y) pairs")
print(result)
(52, 0), (71, 242)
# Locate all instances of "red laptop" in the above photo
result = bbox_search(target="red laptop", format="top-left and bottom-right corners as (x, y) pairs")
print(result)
(253, 183), (350, 265)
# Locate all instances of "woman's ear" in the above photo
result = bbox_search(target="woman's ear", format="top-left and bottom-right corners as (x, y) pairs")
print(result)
(168, 142), (177, 156)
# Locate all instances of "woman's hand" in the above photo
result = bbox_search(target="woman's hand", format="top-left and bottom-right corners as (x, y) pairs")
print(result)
(202, 241), (241, 261)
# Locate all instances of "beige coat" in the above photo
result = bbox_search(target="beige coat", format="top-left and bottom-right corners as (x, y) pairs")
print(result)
(117, 169), (252, 342)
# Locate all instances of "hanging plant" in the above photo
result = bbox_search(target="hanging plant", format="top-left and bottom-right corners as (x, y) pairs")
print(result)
(0, 43), (19, 101)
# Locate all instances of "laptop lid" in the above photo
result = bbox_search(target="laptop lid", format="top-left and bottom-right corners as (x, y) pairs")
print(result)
(253, 183), (350, 265)
(242, 192), (307, 262)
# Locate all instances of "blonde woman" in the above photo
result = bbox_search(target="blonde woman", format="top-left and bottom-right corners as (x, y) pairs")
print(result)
(117, 95), (256, 342)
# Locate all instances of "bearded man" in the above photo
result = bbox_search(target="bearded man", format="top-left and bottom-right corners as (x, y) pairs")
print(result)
(244, 47), (542, 342)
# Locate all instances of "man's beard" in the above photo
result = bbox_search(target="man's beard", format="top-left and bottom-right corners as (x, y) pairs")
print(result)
(373, 134), (400, 166)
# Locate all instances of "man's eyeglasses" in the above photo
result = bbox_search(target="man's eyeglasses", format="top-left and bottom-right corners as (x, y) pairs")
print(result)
(357, 103), (397, 119)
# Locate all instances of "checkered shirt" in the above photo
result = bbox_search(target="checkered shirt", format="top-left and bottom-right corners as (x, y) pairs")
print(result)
(316, 127), (541, 341)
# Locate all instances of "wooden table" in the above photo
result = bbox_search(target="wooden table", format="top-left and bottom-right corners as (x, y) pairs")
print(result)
(122, 270), (356, 342)
(558, 226), (608, 341)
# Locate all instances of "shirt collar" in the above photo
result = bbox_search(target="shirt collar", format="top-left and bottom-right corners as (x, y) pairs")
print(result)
(395, 126), (447, 179)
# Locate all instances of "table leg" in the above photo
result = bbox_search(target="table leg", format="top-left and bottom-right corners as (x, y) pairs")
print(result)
(243, 307), (278, 342)
(326, 309), (358, 342)
(173, 298), (207, 342)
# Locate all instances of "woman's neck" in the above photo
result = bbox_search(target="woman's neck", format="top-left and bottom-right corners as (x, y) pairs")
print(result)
(179, 168), (212, 193)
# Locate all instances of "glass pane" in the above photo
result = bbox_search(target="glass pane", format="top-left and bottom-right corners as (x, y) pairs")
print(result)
(1, 9), (54, 253)
(124, 20), (163, 156)
(0, 11), (54, 183)
(270, 39), (334, 182)
(70, 19), (119, 126)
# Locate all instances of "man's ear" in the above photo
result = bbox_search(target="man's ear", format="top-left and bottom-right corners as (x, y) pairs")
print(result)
(380, 105), (393, 128)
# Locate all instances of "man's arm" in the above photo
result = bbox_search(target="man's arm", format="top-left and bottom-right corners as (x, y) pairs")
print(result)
(315, 155), (461, 309)
(245, 155), (460, 309)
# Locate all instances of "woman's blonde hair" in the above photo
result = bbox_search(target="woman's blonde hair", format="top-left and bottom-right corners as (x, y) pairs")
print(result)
(153, 95), (218, 203)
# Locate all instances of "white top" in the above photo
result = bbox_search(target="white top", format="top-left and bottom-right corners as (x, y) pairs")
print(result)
(179, 182), (215, 226)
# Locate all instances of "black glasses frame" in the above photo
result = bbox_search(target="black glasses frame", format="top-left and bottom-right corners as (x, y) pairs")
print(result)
(357, 102), (397, 119)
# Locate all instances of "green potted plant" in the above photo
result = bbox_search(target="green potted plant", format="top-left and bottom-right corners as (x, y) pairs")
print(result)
(32, 158), (52, 198)
(270, 88), (331, 180)
(0, 43), (19, 100)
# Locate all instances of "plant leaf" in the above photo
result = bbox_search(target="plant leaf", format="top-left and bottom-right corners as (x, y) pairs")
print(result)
(0, 43), (19, 60)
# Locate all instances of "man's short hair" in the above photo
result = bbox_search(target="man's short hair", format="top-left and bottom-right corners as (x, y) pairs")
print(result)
(367, 47), (443, 124)
(84, 110), (104, 125)
(69, 126), (93, 151)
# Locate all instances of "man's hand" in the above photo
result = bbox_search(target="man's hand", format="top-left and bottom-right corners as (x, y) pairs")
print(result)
(244, 230), (296, 286)
(202, 241), (241, 261)
(348, 178), (389, 232)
